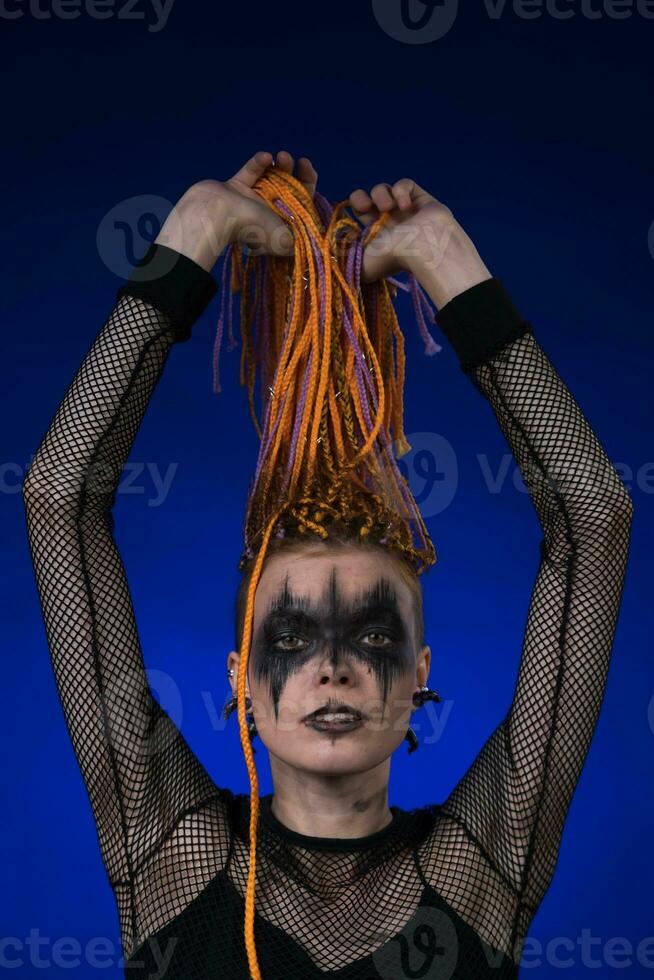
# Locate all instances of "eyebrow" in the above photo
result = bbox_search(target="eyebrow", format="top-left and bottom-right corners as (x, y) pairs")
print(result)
(259, 575), (408, 638)
(261, 603), (406, 632)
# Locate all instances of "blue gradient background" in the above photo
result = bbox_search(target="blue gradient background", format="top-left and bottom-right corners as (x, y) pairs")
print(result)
(2, 1), (652, 976)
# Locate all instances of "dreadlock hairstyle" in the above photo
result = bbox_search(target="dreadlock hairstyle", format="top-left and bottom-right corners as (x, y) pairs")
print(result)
(211, 165), (441, 980)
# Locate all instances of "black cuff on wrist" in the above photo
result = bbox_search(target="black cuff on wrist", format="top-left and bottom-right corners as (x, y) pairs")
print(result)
(436, 277), (533, 373)
(116, 242), (218, 343)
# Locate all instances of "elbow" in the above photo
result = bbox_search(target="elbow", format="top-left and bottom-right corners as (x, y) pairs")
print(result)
(21, 457), (50, 502)
(619, 490), (635, 523)
(614, 491), (635, 544)
(21, 465), (77, 521)
(21, 476), (51, 526)
(21, 470), (40, 511)
(574, 491), (634, 550)
(600, 489), (634, 528)
(573, 482), (634, 535)
(21, 466), (51, 511)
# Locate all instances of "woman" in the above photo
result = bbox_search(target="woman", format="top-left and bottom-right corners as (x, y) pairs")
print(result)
(22, 150), (633, 979)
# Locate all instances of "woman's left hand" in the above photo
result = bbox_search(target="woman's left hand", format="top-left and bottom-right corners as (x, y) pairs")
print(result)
(349, 179), (491, 304)
(349, 179), (450, 283)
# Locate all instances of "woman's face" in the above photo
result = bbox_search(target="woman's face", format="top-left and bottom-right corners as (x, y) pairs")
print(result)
(227, 546), (431, 776)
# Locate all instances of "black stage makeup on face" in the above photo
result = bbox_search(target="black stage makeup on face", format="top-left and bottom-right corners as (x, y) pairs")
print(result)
(251, 566), (415, 723)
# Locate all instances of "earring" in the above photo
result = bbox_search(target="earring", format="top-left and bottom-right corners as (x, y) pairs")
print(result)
(224, 667), (258, 752)
(405, 685), (443, 755)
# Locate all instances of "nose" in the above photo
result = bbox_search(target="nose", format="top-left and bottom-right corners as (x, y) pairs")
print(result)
(320, 671), (351, 686)
(316, 652), (357, 687)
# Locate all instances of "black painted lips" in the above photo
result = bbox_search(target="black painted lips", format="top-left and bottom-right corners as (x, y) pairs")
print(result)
(304, 702), (364, 722)
(306, 708), (362, 724)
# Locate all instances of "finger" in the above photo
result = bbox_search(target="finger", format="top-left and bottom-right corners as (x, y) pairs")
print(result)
(275, 149), (295, 173)
(230, 150), (274, 188)
(297, 156), (318, 197)
(370, 182), (395, 211)
(350, 188), (373, 211)
(392, 178), (416, 210)
(277, 151), (318, 197)
(349, 188), (379, 226)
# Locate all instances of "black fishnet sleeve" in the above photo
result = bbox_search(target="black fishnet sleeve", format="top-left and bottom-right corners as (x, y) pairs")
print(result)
(21, 243), (230, 951)
(430, 277), (634, 957)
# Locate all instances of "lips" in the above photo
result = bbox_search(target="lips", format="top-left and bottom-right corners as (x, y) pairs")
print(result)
(303, 702), (366, 722)
(305, 715), (364, 733)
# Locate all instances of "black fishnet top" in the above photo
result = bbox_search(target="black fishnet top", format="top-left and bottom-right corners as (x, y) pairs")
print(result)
(22, 242), (634, 979)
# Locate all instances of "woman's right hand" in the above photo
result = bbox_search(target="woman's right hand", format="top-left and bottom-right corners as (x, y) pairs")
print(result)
(155, 151), (318, 273)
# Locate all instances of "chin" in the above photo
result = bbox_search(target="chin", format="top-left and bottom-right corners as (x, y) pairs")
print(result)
(299, 740), (385, 773)
(300, 756), (371, 777)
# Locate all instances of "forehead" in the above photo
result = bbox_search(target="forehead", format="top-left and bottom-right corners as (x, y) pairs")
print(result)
(253, 548), (413, 624)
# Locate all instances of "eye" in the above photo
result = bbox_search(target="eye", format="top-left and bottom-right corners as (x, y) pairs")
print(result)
(271, 630), (395, 651)
(360, 631), (394, 648)
(272, 633), (307, 651)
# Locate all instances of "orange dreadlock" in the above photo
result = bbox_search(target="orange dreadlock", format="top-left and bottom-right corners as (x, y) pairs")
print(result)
(211, 165), (441, 980)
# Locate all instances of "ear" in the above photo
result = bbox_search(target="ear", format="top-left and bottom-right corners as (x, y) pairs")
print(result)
(416, 645), (431, 688)
(227, 652), (251, 696)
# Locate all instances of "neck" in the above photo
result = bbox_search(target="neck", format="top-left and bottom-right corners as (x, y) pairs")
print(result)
(268, 757), (393, 839)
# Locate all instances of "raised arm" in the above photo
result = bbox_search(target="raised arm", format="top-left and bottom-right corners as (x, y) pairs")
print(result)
(434, 276), (633, 927)
(356, 177), (633, 958)
(21, 242), (223, 893)
(22, 153), (321, 956)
